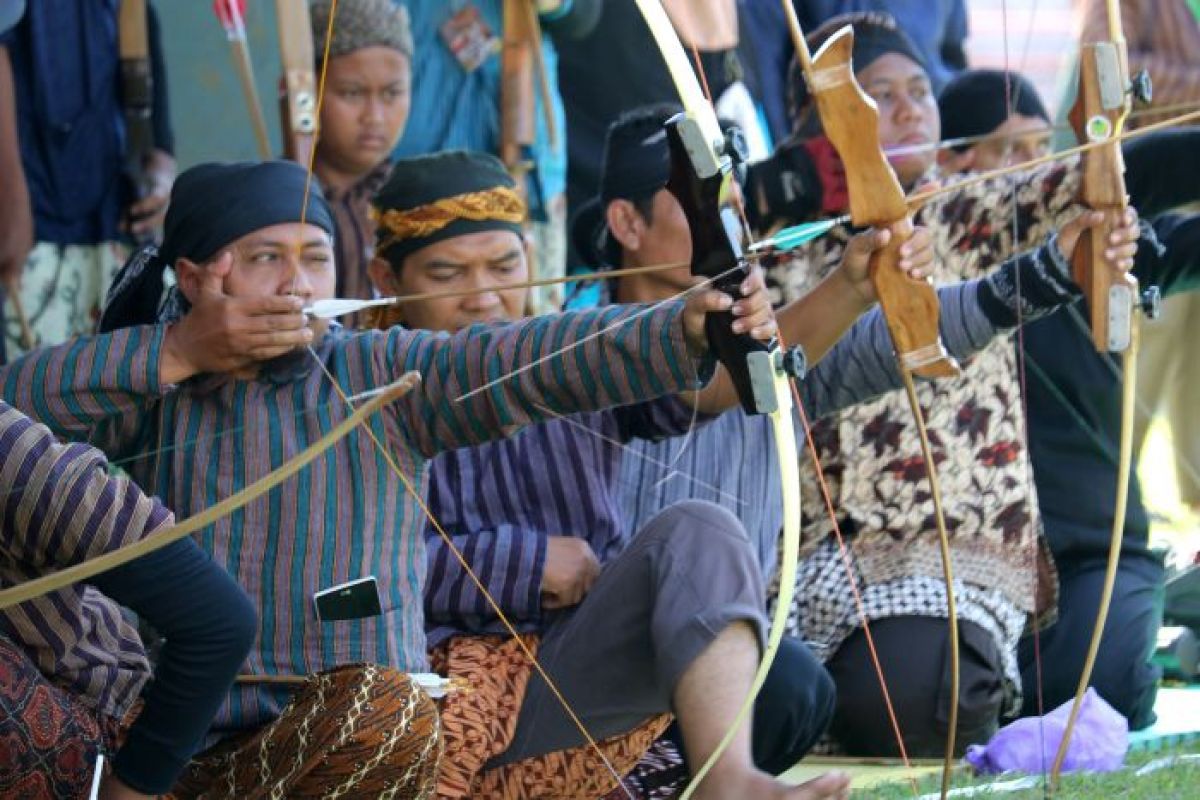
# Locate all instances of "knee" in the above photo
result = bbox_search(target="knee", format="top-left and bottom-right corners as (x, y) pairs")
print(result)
(639, 500), (753, 556)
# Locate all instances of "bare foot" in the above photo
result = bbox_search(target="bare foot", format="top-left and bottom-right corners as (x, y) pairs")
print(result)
(696, 769), (852, 800)
(787, 771), (853, 799)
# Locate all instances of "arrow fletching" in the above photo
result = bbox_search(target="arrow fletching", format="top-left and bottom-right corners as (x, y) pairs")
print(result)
(749, 216), (848, 253)
(304, 297), (396, 320)
(213, 0), (247, 38)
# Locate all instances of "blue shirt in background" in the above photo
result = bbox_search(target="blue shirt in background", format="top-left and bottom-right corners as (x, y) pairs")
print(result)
(5, 0), (172, 244)
(394, 0), (566, 220)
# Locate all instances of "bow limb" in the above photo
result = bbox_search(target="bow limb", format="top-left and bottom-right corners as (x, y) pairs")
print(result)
(780, 5), (962, 796)
(1051, 0), (1148, 785)
(631, 2), (804, 795)
(0, 373), (422, 611)
(275, 0), (318, 165)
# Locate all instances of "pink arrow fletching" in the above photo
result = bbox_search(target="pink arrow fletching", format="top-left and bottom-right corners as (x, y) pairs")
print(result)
(212, 0), (248, 35)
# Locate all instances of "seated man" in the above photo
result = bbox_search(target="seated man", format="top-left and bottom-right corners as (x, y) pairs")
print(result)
(366, 146), (1118, 798)
(0, 401), (255, 799)
(938, 68), (1200, 730)
(0, 158), (755, 797)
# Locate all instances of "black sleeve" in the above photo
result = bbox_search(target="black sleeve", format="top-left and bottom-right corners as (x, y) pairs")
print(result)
(92, 539), (256, 795)
(1123, 128), (1200, 217)
(147, 2), (174, 154)
(541, 0), (603, 40)
(1134, 212), (1200, 298)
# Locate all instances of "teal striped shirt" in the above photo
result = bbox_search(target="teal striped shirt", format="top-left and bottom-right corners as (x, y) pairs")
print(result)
(0, 302), (702, 737)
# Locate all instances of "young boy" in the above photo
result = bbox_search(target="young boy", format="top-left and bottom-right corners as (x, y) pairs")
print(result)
(310, 0), (412, 302)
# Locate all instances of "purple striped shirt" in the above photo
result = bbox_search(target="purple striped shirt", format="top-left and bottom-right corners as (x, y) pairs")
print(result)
(424, 398), (698, 646)
(0, 403), (168, 720)
(0, 303), (702, 736)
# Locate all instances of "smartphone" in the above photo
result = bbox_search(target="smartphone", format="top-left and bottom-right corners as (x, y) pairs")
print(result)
(313, 576), (383, 622)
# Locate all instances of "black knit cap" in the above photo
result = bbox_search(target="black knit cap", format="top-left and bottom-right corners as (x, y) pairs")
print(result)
(372, 150), (524, 268)
(938, 69), (1050, 151)
(787, 11), (928, 133)
(571, 103), (681, 269)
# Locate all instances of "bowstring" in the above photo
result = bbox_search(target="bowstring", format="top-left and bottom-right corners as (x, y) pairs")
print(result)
(290, 1), (632, 792)
(998, 0), (1057, 794)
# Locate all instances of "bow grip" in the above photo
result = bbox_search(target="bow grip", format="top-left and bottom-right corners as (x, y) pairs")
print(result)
(663, 115), (785, 415)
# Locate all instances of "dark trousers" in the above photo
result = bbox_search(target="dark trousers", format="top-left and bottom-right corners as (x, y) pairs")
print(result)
(826, 616), (1007, 757)
(665, 634), (836, 775)
(1019, 552), (1163, 730)
(492, 500), (770, 766)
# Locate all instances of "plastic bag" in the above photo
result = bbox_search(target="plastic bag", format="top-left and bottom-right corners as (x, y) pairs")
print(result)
(964, 688), (1128, 775)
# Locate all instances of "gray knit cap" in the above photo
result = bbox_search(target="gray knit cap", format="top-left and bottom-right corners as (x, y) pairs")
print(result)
(310, 0), (413, 60)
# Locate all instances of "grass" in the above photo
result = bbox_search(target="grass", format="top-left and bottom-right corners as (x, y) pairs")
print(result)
(856, 747), (1200, 799)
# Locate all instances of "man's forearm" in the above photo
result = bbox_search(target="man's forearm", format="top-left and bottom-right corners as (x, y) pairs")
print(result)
(0, 326), (168, 438)
(394, 303), (711, 456)
(425, 527), (547, 623)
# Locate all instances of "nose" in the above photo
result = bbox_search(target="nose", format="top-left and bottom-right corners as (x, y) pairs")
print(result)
(363, 95), (385, 125)
(460, 273), (503, 313)
(281, 251), (314, 297)
(893, 91), (922, 124)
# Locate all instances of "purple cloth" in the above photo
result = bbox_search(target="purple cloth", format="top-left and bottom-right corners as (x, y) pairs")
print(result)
(966, 688), (1129, 775)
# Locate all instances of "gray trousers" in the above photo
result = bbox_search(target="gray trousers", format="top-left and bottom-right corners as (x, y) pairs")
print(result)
(490, 500), (768, 765)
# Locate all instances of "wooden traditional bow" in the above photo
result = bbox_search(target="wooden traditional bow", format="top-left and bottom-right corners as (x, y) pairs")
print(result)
(1051, 0), (1152, 786)
(0, 374), (422, 610)
(780, 5), (964, 797)
(631, 2), (803, 796)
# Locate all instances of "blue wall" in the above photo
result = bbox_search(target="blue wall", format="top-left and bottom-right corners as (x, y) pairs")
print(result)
(158, 1), (287, 167)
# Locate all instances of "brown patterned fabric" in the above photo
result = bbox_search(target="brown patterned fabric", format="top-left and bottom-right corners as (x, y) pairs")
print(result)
(0, 634), (123, 799)
(169, 664), (441, 800)
(429, 634), (540, 798)
(430, 634), (671, 799)
(475, 712), (671, 800)
(764, 157), (1080, 615)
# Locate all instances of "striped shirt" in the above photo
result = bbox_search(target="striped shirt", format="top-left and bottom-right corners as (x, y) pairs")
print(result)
(323, 160), (392, 302)
(0, 402), (168, 720)
(426, 279), (1007, 632)
(424, 397), (697, 647)
(0, 302), (701, 737)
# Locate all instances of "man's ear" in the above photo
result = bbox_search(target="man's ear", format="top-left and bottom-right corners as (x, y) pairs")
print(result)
(938, 148), (974, 174)
(174, 258), (203, 305)
(368, 256), (401, 296)
(605, 199), (643, 253)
